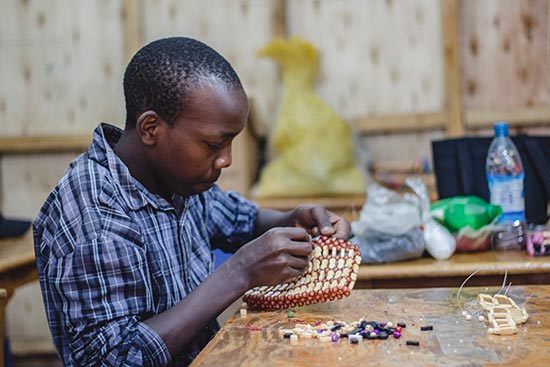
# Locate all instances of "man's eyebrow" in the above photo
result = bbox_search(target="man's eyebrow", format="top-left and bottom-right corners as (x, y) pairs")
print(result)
(217, 130), (240, 138)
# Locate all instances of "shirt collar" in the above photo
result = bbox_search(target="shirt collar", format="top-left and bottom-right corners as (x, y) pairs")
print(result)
(89, 123), (179, 212)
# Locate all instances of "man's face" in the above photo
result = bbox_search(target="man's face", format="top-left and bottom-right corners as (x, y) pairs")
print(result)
(152, 82), (249, 198)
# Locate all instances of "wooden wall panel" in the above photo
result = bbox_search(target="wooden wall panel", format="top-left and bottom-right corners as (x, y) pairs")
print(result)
(286, 0), (445, 118)
(0, 0), (127, 137)
(461, 0), (550, 110)
(359, 129), (445, 167)
(142, 0), (284, 136)
(0, 153), (77, 218)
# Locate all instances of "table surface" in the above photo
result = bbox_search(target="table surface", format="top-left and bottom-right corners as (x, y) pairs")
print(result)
(191, 285), (550, 367)
(0, 230), (37, 295)
(0, 230), (35, 274)
(358, 250), (550, 280)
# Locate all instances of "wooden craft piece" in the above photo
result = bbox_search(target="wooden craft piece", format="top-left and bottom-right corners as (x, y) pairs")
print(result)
(243, 236), (362, 310)
(477, 293), (529, 335)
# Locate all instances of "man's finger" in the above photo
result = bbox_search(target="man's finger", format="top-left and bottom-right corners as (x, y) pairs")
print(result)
(311, 207), (335, 236)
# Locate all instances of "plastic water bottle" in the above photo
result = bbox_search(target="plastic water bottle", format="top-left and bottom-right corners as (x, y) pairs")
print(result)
(486, 122), (526, 251)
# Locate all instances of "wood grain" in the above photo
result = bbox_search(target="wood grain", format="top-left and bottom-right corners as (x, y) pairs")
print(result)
(191, 286), (550, 367)
(0, 231), (37, 297)
(441, 0), (464, 137)
(356, 251), (550, 289)
(461, 0), (550, 110)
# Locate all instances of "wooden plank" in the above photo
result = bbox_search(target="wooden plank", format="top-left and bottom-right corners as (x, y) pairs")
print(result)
(353, 112), (445, 133)
(271, 0), (287, 39)
(191, 286), (550, 367)
(461, 0), (550, 110)
(465, 106), (550, 128)
(0, 135), (90, 154)
(255, 195), (365, 223)
(0, 0), (127, 137)
(0, 288), (7, 367)
(122, 0), (143, 62)
(286, 0), (445, 118)
(357, 251), (550, 282)
(441, 0), (464, 137)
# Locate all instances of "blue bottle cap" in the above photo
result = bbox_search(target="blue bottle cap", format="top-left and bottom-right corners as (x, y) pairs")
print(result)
(494, 122), (509, 137)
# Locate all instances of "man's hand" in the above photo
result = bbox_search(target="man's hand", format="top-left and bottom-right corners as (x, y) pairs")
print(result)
(228, 227), (313, 289)
(291, 204), (351, 239)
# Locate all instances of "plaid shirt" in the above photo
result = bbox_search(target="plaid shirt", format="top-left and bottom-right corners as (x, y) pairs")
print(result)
(34, 123), (258, 366)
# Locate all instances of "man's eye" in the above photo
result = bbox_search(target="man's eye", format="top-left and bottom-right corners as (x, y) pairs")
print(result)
(207, 142), (222, 149)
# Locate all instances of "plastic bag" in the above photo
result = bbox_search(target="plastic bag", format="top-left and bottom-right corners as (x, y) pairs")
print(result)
(353, 182), (422, 236)
(252, 38), (364, 198)
(407, 177), (456, 260)
(354, 228), (424, 264)
(455, 225), (493, 252)
(351, 181), (425, 263)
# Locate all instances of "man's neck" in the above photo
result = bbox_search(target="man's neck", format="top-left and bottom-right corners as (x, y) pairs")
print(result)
(113, 131), (172, 201)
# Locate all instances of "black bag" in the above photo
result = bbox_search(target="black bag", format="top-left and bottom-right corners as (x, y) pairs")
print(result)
(432, 135), (550, 225)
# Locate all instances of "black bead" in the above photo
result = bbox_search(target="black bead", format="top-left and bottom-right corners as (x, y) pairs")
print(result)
(331, 323), (343, 331)
(397, 322), (406, 328)
(406, 340), (420, 346)
(284, 332), (292, 339)
(420, 325), (433, 331)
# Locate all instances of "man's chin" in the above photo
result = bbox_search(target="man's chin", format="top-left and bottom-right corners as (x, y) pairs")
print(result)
(190, 182), (215, 195)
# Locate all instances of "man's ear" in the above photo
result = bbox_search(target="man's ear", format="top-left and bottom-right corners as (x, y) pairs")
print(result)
(136, 111), (162, 146)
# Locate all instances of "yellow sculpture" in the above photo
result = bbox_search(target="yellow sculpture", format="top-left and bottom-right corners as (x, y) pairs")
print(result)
(253, 38), (365, 198)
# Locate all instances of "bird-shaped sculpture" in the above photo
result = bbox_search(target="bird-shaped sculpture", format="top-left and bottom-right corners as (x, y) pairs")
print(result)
(253, 38), (364, 198)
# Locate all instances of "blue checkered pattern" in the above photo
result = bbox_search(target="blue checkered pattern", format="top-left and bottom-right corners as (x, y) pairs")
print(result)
(33, 123), (258, 366)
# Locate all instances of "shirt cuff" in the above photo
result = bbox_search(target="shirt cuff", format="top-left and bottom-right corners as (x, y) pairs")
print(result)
(137, 321), (172, 365)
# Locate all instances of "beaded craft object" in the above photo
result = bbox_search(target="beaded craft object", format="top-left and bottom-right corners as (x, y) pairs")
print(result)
(243, 236), (361, 310)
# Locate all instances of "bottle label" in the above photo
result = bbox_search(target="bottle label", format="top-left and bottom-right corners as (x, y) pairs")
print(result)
(487, 173), (525, 223)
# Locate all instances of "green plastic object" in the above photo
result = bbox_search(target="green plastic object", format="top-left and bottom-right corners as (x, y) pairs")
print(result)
(430, 196), (502, 232)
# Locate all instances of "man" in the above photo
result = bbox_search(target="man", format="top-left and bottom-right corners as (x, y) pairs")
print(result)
(34, 37), (350, 366)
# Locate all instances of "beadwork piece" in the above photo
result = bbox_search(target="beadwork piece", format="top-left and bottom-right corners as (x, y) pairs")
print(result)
(243, 236), (361, 310)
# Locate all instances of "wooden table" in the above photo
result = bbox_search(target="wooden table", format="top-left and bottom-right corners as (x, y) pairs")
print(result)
(0, 231), (37, 367)
(356, 251), (550, 289)
(191, 285), (550, 367)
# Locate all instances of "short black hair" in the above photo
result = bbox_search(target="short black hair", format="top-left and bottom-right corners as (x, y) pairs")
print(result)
(123, 37), (243, 128)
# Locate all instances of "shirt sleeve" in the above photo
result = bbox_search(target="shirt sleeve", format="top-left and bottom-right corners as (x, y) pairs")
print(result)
(48, 236), (171, 366)
(205, 185), (259, 253)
